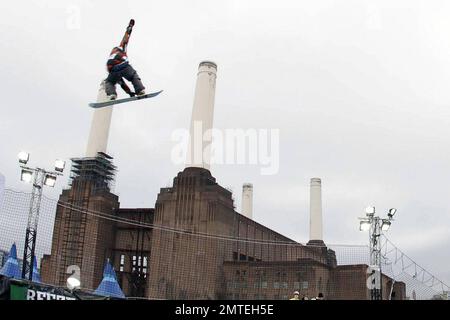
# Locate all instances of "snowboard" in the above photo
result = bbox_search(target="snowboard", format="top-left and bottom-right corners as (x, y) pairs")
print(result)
(89, 90), (163, 108)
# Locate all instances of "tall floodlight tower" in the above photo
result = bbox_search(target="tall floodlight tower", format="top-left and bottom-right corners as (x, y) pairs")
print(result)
(308, 177), (325, 246)
(186, 61), (217, 170)
(241, 183), (253, 219)
(86, 81), (113, 157)
(359, 206), (398, 300)
(16, 152), (65, 281)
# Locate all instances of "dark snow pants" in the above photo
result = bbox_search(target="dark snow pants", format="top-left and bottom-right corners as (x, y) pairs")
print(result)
(105, 63), (145, 96)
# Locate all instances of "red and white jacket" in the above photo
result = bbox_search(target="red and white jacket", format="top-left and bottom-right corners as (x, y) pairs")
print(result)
(107, 28), (131, 72)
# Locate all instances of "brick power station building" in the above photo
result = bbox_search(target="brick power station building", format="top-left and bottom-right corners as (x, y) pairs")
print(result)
(40, 62), (405, 300)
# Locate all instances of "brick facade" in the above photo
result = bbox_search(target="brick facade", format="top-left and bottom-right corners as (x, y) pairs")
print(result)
(41, 177), (119, 290)
(42, 165), (406, 299)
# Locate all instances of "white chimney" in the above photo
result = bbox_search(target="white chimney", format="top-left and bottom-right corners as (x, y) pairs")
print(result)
(86, 81), (113, 157)
(186, 61), (217, 170)
(309, 177), (323, 243)
(242, 183), (253, 219)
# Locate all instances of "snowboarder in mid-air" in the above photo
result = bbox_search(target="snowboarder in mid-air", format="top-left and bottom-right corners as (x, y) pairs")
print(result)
(105, 19), (145, 100)
(89, 18), (162, 108)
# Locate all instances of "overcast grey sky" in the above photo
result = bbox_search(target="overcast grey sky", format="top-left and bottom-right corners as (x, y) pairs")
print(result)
(1, 0), (449, 285)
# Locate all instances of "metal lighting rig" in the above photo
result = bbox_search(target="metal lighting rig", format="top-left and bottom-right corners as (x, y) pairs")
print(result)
(359, 206), (397, 300)
(18, 151), (65, 281)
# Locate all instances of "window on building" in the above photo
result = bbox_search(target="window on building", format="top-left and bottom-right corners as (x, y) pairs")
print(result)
(274, 282), (280, 289)
(131, 255), (148, 273)
(132, 255), (136, 271)
(143, 256), (148, 274)
(293, 281), (300, 289)
(302, 281), (309, 289)
(281, 282), (288, 289)
(119, 254), (125, 272)
(254, 281), (268, 289)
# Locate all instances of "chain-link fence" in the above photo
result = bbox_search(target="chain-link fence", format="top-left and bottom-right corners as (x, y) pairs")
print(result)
(0, 187), (448, 300)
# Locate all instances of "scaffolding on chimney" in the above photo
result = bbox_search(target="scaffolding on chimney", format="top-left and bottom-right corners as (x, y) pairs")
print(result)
(69, 152), (117, 192)
(59, 152), (117, 286)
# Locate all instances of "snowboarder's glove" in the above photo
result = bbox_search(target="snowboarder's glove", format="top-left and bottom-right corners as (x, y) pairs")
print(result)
(129, 92), (136, 97)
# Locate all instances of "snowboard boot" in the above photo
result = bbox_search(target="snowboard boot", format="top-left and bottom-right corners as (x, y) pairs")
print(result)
(107, 94), (117, 100)
(136, 90), (146, 96)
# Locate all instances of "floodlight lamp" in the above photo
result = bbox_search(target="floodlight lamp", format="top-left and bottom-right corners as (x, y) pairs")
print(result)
(44, 174), (57, 187)
(365, 206), (375, 216)
(20, 169), (33, 183)
(54, 159), (65, 172)
(18, 151), (29, 164)
(381, 219), (391, 231)
(388, 208), (397, 219)
(67, 275), (81, 290)
(359, 220), (371, 232)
